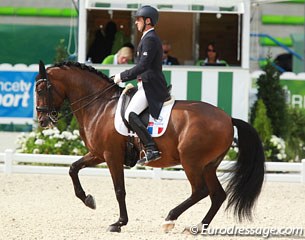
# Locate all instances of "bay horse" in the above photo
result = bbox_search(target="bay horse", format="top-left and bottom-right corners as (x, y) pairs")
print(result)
(35, 61), (265, 233)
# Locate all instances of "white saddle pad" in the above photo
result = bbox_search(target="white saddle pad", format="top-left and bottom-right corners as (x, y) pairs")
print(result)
(114, 91), (175, 137)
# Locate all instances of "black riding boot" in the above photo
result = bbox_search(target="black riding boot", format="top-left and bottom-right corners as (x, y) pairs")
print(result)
(129, 112), (161, 165)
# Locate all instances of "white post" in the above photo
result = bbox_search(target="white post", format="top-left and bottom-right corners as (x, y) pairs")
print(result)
(301, 159), (305, 183)
(152, 168), (162, 180)
(4, 149), (14, 174)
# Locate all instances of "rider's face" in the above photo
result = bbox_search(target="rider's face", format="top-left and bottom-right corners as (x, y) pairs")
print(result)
(135, 17), (145, 32)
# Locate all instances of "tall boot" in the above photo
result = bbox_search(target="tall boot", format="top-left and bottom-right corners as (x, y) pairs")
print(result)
(129, 112), (161, 165)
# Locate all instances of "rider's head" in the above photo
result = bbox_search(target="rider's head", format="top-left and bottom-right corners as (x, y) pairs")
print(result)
(135, 5), (159, 33)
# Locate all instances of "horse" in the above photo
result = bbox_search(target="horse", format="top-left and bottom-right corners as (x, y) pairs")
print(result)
(35, 61), (265, 233)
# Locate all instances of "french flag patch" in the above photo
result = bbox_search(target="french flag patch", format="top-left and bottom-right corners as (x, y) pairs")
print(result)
(147, 121), (164, 135)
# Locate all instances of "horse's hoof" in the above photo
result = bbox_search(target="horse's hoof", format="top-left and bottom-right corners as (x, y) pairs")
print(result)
(162, 220), (176, 233)
(85, 194), (96, 209)
(107, 225), (121, 233)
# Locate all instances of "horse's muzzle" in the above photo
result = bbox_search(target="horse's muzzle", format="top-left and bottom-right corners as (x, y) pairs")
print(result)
(38, 115), (51, 128)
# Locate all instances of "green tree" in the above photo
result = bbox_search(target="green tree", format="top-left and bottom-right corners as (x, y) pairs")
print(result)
(253, 99), (273, 145)
(285, 107), (305, 161)
(250, 59), (288, 139)
(54, 39), (68, 63)
(53, 39), (77, 131)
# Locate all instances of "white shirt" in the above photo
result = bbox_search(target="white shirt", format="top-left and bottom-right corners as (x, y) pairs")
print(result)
(141, 28), (154, 40)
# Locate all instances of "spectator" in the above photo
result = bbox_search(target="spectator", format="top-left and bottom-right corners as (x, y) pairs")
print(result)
(102, 46), (133, 65)
(162, 40), (179, 65)
(87, 21), (117, 63)
(196, 42), (227, 66)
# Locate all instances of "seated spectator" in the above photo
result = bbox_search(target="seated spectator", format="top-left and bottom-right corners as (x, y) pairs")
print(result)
(162, 40), (179, 65)
(196, 42), (227, 66)
(102, 46), (133, 65)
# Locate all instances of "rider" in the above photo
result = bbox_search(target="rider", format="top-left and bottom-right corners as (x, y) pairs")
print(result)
(112, 5), (170, 165)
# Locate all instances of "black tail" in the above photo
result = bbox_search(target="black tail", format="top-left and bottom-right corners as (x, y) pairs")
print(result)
(225, 118), (265, 221)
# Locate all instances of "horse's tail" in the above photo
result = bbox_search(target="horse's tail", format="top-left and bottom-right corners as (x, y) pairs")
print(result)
(225, 118), (265, 221)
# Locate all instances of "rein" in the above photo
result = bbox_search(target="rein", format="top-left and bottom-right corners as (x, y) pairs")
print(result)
(63, 83), (118, 118)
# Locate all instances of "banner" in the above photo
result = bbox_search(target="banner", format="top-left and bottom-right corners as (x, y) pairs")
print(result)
(0, 71), (36, 123)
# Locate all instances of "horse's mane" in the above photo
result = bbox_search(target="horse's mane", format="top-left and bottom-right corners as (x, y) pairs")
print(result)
(51, 61), (113, 83)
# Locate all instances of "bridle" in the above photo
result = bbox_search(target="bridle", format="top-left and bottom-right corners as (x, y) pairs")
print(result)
(35, 77), (59, 124)
(35, 75), (118, 124)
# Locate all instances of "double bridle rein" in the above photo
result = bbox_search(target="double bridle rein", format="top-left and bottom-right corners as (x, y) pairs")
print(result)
(35, 76), (117, 124)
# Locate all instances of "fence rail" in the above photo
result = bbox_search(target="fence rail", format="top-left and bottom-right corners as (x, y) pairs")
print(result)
(1, 149), (305, 183)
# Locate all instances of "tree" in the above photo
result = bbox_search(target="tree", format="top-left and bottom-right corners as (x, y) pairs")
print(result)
(250, 59), (288, 139)
(54, 39), (68, 63)
(253, 99), (273, 145)
(53, 39), (75, 130)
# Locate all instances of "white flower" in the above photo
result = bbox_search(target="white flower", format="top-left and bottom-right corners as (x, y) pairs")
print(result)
(61, 131), (73, 140)
(29, 132), (37, 138)
(72, 148), (79, 154)
(53, 133), (61, 139)
(73, 130), (80, 136)
(42, 129), (53, 136)
(54, 141), (63, 148)
(33, 148), (40, 154)
(34, 139), (45, 145)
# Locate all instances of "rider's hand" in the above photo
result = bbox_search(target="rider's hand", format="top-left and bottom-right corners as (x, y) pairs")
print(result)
(113, 73), (122, 84)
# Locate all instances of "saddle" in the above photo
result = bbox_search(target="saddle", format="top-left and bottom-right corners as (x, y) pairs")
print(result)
(116, 83), (174, 167)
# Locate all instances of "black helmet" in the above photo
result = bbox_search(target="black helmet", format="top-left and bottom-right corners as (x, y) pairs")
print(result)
(135, 5), (159, 26)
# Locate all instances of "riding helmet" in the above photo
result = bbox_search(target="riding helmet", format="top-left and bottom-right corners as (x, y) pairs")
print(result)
(135, 5), (159, 26)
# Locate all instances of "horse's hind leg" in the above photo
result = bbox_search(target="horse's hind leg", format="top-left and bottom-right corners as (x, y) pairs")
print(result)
(200, 164), (226, 229)
(162, 167), (209, 232)
(69, 152), (103, 209)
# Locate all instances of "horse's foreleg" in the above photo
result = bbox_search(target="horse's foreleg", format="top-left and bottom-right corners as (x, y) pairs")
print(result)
(107, 160), (128, 233)
(69, 153), (103, 209)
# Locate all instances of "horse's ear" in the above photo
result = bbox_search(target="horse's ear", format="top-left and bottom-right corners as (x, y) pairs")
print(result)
(39, 60), (47, 80)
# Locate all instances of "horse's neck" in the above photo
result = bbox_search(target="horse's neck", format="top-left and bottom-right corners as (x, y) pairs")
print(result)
(63, 72), (118, 124)
(64, 72), (110, 104)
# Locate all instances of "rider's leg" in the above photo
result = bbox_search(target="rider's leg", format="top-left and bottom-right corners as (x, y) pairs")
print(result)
(128, 112), (161, 164)
(125, 82), (161, 164)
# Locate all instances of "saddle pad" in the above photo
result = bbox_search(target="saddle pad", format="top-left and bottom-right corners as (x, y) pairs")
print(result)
(114, 93), (175, 137)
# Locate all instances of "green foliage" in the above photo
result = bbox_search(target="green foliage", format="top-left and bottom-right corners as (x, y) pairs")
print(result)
(285, 107), (305, 161)
(16, 127), (87, 155)
(53, 38), (77, 131)
(250, 59), (288, 139)
(224, 146), (238, 161)
(253, 99), (273, 145)
(54, 39), (68, 63)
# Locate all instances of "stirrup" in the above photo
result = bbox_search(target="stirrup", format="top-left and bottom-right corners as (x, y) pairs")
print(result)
(137, 149), (161, 165)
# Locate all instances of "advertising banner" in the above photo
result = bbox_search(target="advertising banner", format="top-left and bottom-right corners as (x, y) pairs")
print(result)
(0, 71), (36, 123)
(280, 79), (305, 108)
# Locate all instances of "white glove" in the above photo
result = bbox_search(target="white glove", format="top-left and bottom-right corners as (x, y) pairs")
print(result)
(113, 73), (122, 84)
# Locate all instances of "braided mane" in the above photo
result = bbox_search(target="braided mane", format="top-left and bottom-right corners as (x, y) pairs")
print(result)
(52, 61), (112, 83)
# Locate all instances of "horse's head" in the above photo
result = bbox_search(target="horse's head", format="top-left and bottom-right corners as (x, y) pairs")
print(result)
(35, 61), (65, 127)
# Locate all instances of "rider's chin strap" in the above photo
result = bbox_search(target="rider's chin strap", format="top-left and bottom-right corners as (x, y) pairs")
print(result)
(141, 17), (152, 33)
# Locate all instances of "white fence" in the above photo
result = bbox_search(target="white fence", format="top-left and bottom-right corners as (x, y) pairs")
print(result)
(1, 149), (305, 183)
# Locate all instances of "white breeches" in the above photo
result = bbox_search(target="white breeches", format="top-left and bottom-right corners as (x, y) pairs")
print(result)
(125, 81), (148, 121)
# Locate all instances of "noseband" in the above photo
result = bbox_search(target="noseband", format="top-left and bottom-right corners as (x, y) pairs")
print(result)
(35, 78), (59, 124)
